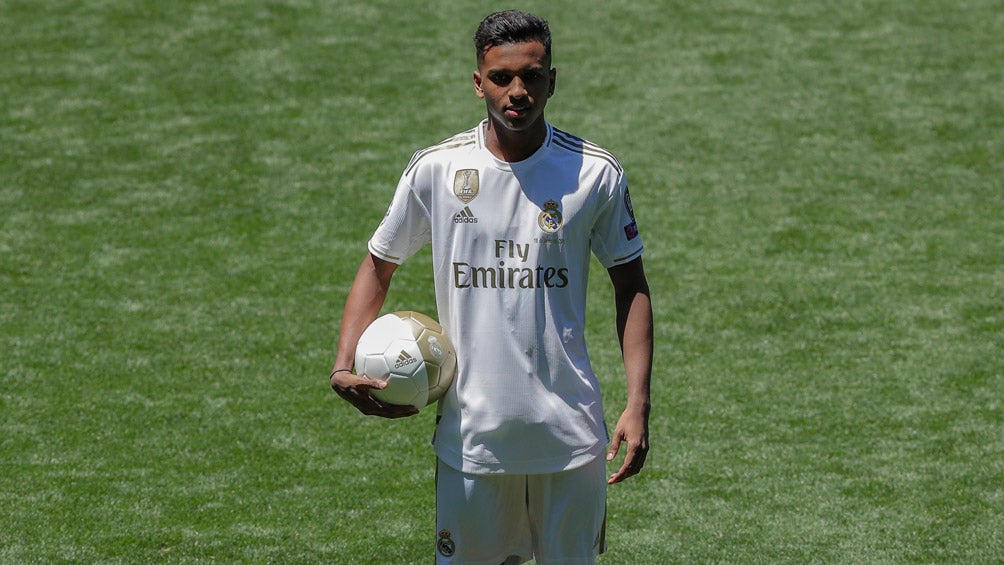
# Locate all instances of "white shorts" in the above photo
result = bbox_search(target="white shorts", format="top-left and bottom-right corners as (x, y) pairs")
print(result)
(434, 457), (607, 565)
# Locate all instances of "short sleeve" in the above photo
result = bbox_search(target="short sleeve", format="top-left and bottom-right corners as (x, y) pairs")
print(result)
(367, 175), (432, 265)
(590, 174), (644, 268)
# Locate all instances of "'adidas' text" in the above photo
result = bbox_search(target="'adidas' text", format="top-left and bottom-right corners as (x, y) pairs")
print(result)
(394, 351), (418, 369)
(454, 206), (478, 224)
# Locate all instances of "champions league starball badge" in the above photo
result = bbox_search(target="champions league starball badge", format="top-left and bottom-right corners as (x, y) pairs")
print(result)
(538, 200), (563, 233)
(622, 187), (639, 240)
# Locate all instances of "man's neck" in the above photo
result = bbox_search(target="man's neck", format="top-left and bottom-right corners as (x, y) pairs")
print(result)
(483, 119), (547, 163)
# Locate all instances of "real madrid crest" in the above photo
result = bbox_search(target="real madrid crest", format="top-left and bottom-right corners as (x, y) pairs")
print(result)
(538, 199), (563, 233)
(453, 169), (479, 203)
(437, 529), (456, 557)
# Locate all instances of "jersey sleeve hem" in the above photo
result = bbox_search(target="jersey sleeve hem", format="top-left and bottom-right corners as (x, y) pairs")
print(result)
(599, 245), (644, 270)
(367, 240), (406, 265)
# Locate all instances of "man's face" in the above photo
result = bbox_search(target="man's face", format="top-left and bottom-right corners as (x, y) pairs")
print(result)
(474, 40), (555, 133)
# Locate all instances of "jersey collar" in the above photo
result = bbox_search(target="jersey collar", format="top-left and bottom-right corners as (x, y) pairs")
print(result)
(477, 119), (554, 170)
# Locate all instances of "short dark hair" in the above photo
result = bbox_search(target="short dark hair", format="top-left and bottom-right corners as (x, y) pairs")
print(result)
(474, 10), (551, 63)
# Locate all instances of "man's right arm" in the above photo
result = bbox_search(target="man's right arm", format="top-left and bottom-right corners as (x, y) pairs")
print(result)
(329, 252), (418, 418)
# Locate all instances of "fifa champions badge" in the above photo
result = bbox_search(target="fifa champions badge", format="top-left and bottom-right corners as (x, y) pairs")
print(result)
(454, 169), (479, 203)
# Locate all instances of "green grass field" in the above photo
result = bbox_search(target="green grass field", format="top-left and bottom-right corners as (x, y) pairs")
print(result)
(2, 0), (1001, 562)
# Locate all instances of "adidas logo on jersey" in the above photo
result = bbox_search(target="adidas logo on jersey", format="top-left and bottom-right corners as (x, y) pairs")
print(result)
(454, 206), (478, 224)
(394, 350), (418, 369)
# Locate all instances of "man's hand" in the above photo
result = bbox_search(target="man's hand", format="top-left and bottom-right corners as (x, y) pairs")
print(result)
(329, 369), (419, 419)
(606, 405), (649, 484)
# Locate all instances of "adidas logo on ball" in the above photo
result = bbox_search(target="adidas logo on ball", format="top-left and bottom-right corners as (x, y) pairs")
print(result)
(394, 350), (418, 369)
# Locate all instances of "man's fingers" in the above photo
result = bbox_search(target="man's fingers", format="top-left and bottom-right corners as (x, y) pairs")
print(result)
(331, 370), (384, 389)
(608, 453), (633, 484)
(606, 434), (621, 461)
(607, 440), (648, 484)
(329, 371), (417, 418)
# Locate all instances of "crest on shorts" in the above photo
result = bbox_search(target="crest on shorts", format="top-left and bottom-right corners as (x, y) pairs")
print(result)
(454, 169), (479, 203)
(437, 529), (456, 557)
(538, 199), (563, 233)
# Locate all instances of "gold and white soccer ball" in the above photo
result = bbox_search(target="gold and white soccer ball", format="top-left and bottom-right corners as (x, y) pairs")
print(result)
(354, 311), (457, 409)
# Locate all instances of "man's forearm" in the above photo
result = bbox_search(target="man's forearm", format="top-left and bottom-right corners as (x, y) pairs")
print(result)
(334, 253), (397, 371)
(619, 289), (653, 410)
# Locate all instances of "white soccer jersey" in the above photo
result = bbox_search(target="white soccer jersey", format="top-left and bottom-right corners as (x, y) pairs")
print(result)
(368, 120), (643, 474)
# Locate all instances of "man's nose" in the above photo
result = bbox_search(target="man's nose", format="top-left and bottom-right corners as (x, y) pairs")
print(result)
(509, 77), (528, 98)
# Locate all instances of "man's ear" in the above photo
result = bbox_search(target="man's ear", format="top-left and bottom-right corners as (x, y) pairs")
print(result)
(548, 67), (556, 97)
(473, 71), (485, 99)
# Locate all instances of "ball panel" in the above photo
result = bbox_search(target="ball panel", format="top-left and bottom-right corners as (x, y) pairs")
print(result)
(399, 311), (439, 331)
(357, 352), (390, 380)
(426, 350), (456, 403)
(372, 364), (429, 408)
(415, 330), (446, 362)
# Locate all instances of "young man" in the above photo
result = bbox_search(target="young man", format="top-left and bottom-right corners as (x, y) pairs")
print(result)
(330, 10), (653, 564)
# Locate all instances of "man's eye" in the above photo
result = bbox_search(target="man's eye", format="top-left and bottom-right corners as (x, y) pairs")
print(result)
(490, 73), (512, 86)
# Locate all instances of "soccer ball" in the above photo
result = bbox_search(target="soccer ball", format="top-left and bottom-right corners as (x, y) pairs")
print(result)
(354, 311), (457, 409)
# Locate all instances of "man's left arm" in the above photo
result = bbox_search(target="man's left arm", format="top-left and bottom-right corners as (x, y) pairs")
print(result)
(605, 256), (653, 484)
